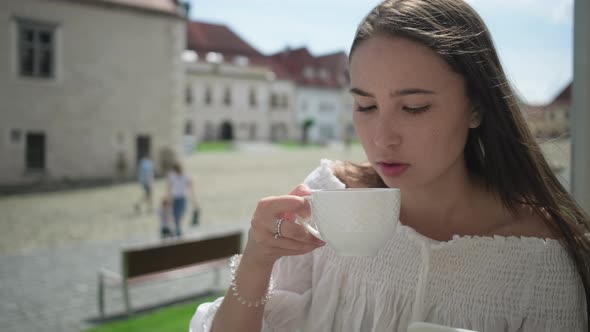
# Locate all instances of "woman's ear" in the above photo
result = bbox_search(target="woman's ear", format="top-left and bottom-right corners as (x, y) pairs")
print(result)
(469, 106), (482, 128)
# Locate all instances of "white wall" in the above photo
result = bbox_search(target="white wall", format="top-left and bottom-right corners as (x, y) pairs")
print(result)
(0, 0), (184, 185)
(296, 87), (349, 144)
(185, 61), (297, 143)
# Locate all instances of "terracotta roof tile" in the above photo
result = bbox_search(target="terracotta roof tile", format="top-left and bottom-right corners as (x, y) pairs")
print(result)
(187, 21), (262, 57)
(269, 47), (349, 88)
(551, 83), (572, 104)
(81, 0), (183, 16)
(185, 20), (348, 88)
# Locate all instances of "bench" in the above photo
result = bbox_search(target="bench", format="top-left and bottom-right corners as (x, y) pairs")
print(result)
(97, 231), (242, 317)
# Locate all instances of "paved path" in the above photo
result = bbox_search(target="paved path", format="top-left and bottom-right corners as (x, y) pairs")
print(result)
(0, 140), (570, 332)
(0, 145), (366, 332)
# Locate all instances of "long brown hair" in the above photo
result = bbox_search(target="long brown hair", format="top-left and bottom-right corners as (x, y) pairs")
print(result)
(342, 0), (590, 324)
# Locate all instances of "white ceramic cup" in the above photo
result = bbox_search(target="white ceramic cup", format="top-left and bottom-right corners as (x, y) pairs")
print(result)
(298, 188), (401, 256)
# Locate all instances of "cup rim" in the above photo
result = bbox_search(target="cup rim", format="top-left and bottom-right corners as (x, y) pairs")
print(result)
(313, 188), (400, 193)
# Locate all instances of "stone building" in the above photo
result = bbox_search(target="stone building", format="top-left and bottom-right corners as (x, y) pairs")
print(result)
(184, 21), (296, 145)
(524, 83), (571, 138)
(184, 21), (352, 146)
(268, 48), (352, 144)
(0, 0), (186, 187)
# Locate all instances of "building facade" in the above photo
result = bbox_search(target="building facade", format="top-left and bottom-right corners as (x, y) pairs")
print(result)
(524, 83), (571, 138)
(0, 0), (186, 186)
(184, 57), (297, 145)
(269, 48), (353, 145)
(184, 21), (352, 146)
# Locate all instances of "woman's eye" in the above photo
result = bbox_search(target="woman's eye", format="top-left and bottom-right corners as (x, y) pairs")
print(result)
(356, 105), (377, 113)
(403, 105), (430, 114)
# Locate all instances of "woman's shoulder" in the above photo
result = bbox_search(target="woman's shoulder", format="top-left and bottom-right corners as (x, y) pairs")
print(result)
(485, 203), (558, 240)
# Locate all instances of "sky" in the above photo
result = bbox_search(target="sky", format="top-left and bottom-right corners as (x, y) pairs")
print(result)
(188, 0), (573, 106)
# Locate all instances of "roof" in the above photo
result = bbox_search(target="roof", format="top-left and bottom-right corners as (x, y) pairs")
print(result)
(186, 21), (262, 57)
(550, 83), (572, 105)
(60, 0), (185, 17)
(185, 20), (349, 88)
(268, 47), (349, 88)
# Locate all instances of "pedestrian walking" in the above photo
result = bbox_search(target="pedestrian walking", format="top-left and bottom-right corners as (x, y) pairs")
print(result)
(167, 162), (196, 236)
(157, 196), (173, 239)
(191, 1), (589, 331)
(135, 154), (154, 213)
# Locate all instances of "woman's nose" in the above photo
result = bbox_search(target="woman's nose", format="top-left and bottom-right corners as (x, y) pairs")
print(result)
(373, 113), (402, 148)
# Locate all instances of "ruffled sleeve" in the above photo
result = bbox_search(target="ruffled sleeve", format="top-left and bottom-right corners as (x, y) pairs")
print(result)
(189, 159), (345, 332)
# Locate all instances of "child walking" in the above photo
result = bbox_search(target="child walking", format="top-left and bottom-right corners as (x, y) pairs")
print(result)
(158, 197), (173, 239)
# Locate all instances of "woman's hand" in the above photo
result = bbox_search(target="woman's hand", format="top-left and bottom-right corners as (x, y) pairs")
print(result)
(242, 184), (325, 268)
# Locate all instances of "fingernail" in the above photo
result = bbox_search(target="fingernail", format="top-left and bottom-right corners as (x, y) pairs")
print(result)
(316, 240), (326, 246)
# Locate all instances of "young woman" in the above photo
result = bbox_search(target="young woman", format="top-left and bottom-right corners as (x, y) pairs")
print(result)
(190, 1), (589, 331)
(167, 162), (196, 236)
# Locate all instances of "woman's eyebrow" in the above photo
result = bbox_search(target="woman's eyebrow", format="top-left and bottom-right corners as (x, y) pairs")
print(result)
(349, 87), (435, 97)
(391, 88), (435, 97)
(349, 87), (374, 97)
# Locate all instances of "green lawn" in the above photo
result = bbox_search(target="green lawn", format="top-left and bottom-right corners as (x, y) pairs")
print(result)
(84, 294), (221, 332)
(278, 140), (323, 149)
(196, 141), (234, 152)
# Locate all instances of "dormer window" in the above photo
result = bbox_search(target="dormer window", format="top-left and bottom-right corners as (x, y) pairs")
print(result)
(234, 55), (249, 66)
(303, 66), (315, 80)
(182, 50), (198, 62)
(206, 52), (223, 63)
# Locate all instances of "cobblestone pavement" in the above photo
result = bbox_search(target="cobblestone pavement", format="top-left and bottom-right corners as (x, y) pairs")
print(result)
(0, 140), (570, 332)
(0, 145), (366, 332)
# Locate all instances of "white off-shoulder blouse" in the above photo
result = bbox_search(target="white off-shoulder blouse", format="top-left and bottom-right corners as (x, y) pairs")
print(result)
(190, 159), (587, 332)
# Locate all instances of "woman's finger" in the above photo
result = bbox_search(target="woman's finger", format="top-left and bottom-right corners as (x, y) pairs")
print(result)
(251, 195), (309, 232)
(288, 184), (313, 196)
(266, 235), (323, 252)
(275, 218), (322, 245)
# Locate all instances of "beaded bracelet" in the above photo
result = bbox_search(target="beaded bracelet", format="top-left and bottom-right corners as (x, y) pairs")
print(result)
(229, 254), (275, 308)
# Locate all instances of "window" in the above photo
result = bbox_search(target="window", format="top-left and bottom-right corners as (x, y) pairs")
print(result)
(270, 93), (278, 108)
(234, 55), (249, 66)
(319, 125), (334, 140)
(206, 52), (223, 63)
(204, 86), (212, 105)
(319, 102), (334, 112)
(301, 100), (308, 111)
(249, 88), (257, 107)
(182, 50), (198, 62)
(223, 86), (231, 106)
(26, 132), (46, 170)
(303, 67), (315, 80)
(184, 121), (194, 135)
(185, 85), (193, 105)
(18, 19), (56, 78)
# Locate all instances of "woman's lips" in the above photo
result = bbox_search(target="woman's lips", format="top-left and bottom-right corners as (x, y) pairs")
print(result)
(378, 162), (409, 177)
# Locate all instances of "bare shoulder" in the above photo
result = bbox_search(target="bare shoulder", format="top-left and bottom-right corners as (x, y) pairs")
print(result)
(493, 205), (557, 240)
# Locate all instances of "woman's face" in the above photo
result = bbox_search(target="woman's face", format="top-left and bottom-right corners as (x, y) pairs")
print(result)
(350, 35), (476, 191)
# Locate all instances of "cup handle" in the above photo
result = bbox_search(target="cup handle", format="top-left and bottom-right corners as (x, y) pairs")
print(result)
(295, 196), (324, 241)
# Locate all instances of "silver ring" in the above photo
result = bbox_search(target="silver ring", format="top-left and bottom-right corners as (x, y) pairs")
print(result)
(274, 218), (284, 239)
